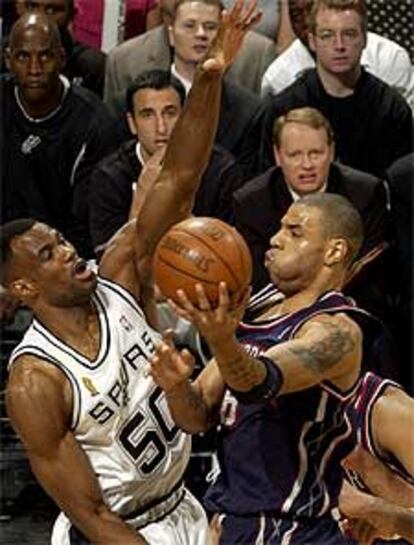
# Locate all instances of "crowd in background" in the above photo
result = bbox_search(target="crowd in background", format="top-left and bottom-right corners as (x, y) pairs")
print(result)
(0, 0), (413, 540)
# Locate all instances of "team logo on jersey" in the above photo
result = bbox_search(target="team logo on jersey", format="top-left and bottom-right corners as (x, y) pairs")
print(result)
(82, 377), (100, 396)
(21, 135), (41, 154)
(120, 315), (133, 332)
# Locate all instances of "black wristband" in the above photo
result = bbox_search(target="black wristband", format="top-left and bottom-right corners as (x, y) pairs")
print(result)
(229, 355), (283, 404)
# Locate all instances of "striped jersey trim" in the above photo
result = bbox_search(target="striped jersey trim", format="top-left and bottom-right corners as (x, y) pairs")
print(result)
(31, 291), (110, 370)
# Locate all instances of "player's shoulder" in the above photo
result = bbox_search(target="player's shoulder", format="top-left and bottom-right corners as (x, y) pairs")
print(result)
(297, 311), (362, 341)
(6, 354), (70, 421)
(8, 354), (67, 389)
(373, 383), (413, 422)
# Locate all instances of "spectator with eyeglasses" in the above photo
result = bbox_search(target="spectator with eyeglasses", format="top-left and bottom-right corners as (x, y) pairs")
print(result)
(261, 0), (414, 108)
(259, 0), (413, 179)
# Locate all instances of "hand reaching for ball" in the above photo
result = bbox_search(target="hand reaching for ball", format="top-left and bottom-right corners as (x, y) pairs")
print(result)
(150, 329), (196, 393)
(168, 282), (251, 351)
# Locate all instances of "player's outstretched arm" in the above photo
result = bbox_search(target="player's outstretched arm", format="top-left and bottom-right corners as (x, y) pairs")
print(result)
(150, 331), (225, 433)
(170, 283), (362, 400)
(339, 480), (414, 544)
(343, 445), (414, 508)
(6, 357), (148, 545)
(371, 386), (414, 483)
(99, 0), (261, 301)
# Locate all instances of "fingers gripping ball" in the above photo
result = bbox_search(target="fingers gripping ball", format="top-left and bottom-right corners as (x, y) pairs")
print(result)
(153, 217), (252, 306)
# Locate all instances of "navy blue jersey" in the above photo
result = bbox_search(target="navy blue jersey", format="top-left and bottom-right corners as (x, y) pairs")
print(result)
(345, 371), (414, 486)
(204, 288), (380, 518)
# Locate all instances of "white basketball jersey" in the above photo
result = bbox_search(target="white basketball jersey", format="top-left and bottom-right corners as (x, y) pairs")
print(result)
(9, 277), (191, 518)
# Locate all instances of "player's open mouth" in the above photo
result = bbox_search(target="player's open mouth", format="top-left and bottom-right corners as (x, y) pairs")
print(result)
(73, 259), (93, 280)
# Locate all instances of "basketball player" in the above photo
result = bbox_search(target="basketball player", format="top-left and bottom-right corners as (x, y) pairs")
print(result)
(150, 193), (383, 544)
(1, 2), (261, 544)
(338, 371), (414, 543)
(339, 463), (414, 544)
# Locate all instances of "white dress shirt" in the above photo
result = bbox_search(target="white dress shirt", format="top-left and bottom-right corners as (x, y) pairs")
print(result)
(261, 32), (414, 110)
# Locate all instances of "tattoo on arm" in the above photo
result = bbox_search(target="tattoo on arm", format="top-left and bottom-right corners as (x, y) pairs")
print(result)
(288, 321), (356, 374)
(168, 385), (218, 428)
(216, 351), (266, 391)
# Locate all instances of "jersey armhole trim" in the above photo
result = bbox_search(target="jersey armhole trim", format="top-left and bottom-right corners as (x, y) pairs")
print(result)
(9, 346), (81, 431)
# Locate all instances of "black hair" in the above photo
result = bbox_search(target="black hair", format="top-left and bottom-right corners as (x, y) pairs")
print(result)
(126, 70), (186, 114)
(0, 218), (36, 286)
(297, 193), (364, 264)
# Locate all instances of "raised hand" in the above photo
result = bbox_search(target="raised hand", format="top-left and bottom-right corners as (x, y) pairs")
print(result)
(150, 329), (195, 393)
(168, 282), (251, 350)
(129, 146), (166, 221)
(201, 0), (262, 74)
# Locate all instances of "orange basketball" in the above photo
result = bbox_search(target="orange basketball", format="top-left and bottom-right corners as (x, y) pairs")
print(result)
(153, 217), (252, 306)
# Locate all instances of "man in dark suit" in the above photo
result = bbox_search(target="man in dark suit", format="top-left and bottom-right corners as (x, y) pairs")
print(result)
(233, 107), (390, 319)
(90, 70), (244, 257)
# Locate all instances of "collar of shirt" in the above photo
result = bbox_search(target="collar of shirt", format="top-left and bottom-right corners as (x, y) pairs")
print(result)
(171, 64), (192, 95)
(135, 141), (145, 167)
(14, 74), (70, 123)
(286, 181), (328, 202)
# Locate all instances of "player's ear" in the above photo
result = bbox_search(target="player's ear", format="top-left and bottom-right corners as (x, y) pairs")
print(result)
(9, 278), (37, 302)
(325, 238), (348, 266)
(126, 112), (138, 136)
(308, 31), (316, 53)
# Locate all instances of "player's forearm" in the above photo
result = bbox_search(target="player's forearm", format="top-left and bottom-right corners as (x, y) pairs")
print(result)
(162, 66), (222, 187)
(50, 496), (147, 545)
(212, 336), (267, 393)
(365, 498), (414, 544)
(166, 381), (216, 433)
(356, 457), (414, 508)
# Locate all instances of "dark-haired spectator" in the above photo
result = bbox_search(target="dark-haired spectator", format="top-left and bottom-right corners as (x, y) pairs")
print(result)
(90, 69), (244, 257)
(14, 0), (106, 97)
(104, 0), (266, 179)
(1, 13), (124, 258)
(234, 107), (390, 320)
(259, 0), (413, 178)
(104, 0), (277, 99)
(261, 0), (414, 109)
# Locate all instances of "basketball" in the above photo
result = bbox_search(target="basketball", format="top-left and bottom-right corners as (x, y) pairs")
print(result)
(153, 217), (252, 306)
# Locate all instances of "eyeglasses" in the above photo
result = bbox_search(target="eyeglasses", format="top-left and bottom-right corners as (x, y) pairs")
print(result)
(314, 29), (362, 46)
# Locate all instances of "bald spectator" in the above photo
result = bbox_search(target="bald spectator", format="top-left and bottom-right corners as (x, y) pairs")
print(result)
(259, 0), (413, 178)
(1, 14), (123, 257)
(13, 0), (106, 97)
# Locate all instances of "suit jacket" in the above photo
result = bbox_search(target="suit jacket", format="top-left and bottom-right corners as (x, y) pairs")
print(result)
(232, 163), (390, 317)
(259, 69), (413, 178)
(104, 25), (276, 104)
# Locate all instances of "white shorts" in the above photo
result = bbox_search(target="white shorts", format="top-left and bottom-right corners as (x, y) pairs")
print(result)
(51, 489), (210, 545)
